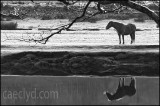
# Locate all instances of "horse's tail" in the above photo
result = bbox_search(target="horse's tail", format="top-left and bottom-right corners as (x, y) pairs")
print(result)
(130, 24), (136, 42)
(136, 28), (143, 31)
(132, 31), (135, 42)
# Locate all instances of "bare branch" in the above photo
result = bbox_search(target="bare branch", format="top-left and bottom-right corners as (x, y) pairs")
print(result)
(97, 2), (104, 13)
(10, 0), (92, 44)
(43, 0), (91, 43)
(58, 0), (80, 5)
(122, 1), (159, 25)
(81, 4), (123, 22)
(30, 0), (34, 3)
(66, 0), (91, 29)
(97, 0), (159, 25)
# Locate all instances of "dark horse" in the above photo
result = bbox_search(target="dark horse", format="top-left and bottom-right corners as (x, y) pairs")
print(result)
(106, 21), (136, 44)
(103, 77), (136, 101)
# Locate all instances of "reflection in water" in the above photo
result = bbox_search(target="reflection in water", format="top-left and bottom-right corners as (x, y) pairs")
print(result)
(103, 77), (136, 101)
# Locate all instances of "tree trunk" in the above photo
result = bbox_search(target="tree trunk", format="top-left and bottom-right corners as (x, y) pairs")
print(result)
(100, 1), (159, 26)
(123, 1), (159, 26)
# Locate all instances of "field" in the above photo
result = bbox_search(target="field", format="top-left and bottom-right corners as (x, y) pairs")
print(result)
(1, 19), (159, 49)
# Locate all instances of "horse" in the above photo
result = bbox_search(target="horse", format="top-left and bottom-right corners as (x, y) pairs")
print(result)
(106, 21), (136, 44)
(103, 77), (136, 101)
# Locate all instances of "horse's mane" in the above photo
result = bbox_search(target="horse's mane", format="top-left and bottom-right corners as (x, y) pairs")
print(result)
(111, 21), (124, 26)
(111, 21), (134, 26)
(127, 23), (134, 25)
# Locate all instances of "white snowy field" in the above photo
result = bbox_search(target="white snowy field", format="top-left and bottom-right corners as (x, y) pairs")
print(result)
(1, 19), (159, 55)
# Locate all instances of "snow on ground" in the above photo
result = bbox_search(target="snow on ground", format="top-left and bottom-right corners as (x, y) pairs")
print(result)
(1, 19), (159, 55)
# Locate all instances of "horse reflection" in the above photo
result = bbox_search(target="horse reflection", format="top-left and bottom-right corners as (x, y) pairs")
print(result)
(103, 77), (136, 101)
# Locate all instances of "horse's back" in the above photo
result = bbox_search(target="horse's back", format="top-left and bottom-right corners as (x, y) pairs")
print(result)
(123, 23), (136, 35)
(128, 23), (136, 31)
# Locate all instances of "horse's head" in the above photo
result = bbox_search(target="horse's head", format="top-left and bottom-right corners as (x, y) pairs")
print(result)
(106, 21), (113, 30)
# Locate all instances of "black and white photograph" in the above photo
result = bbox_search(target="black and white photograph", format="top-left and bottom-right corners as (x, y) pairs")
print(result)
(1, 0), (159, 105)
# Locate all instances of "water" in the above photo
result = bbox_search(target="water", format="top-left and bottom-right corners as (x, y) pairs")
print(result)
(1, 76), (159, 105)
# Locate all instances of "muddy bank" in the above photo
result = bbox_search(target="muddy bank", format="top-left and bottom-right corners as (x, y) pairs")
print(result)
(1, 51), (159, 76)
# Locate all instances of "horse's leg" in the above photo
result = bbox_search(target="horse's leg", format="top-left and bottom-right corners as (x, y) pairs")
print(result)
(118, 34), (121, 44)
(130, 77), (136, 88)
(118, 77), (122, 89)
(122, 78), (125, 87)
(122, 35), (124, 44)
(132, 32), (135, 43)
(130, 34), (133, 44)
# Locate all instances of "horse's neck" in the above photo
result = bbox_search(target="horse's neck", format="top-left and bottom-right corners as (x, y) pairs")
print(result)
(112, 23), (123, 31)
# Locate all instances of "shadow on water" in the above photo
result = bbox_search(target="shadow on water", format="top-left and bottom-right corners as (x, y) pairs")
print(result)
(103, 77), (136, 101)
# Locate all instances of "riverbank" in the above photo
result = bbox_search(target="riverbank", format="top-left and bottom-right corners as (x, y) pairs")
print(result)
(1, 46), (159, 76)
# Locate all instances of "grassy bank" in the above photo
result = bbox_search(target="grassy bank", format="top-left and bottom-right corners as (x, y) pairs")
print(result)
(1, 51), (159, 76)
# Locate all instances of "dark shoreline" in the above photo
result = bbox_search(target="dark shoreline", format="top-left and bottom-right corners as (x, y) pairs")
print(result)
(1, 51), (159, 76)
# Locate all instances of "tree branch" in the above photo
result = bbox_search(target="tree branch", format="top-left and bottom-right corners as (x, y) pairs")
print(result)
(98, 0), (159, 25)
(12, 0), (92, 44)
(66, 0), (91, 29)
(81, 4), (123, 22)
(123, 1), (159, 25)
(58, 0), (80, 5)
(43, 0), (91, 43)
(97, 2), (104, 13)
